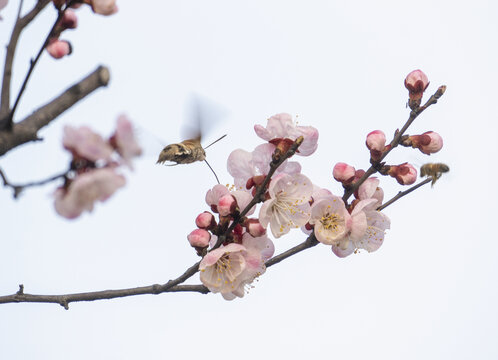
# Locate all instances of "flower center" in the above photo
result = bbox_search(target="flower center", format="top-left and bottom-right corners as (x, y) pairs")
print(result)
(320, 212), (341, 231)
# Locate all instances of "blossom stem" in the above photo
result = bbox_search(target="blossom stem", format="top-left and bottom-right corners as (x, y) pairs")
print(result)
(342, 86), (446, 203)
(376, 177), (432, 211)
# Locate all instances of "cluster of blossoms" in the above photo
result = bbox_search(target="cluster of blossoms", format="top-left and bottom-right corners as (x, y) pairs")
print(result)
(47, 0), (118, 59)
(54, 115), (141, 219)
(190, 69), (445, 300)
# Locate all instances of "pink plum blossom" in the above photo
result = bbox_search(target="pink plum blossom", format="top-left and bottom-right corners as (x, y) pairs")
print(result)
(63, 125), (114, 162)
(254, 113), (319, 156)
(199, 233), (274, 300)
(408, 131), (443, 155)
(387, 163), (417, 185)
(110, 115), (142, 168)
(54, 168), (125, 219)
(259, 173), (313, 238)
(187, 229), (211, 248)
(333, 162), (356, 184)
(227, 144), (301, 189)
(0, 0), (8, 20)
(357, 177), (384, 208)
(46, 39), (72, 59)
(332, 200), (390, 258)
(205, 184), (230, 212)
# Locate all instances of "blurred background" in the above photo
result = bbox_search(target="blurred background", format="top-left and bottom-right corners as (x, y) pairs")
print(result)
(0, 1), (497, 359)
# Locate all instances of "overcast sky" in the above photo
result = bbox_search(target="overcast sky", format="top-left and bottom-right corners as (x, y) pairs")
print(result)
(1, 1), (497, 359)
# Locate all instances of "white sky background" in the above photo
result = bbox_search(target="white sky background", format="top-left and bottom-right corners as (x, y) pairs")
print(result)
(0, 0), (497, 359)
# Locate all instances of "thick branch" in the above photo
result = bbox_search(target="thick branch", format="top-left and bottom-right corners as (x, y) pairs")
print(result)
(0, 65), (110, 157)
(0, 0), (51, 124)
(342, 86), (446, 203)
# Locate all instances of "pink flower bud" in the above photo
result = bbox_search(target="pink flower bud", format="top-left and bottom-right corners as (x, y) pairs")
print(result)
(333, 162), (356, 184)
(409, 131), (443, 155)
(405, 70), (429, 109)
(46, 39), (72, 59)
(187, 229), (211, 248)
(245, 218), (267, 237)
(218, 194), (237, 217)
(91, 0), (118, 15)
(388, 163), (417, 185)
(195, 211), (216, 229)
(405, 70), (430, 95)
(60, 9), (78, 29)
(366, 130), (386, 161)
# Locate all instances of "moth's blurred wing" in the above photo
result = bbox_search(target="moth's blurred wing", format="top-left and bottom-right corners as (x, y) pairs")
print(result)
(181, 94), (228, 143)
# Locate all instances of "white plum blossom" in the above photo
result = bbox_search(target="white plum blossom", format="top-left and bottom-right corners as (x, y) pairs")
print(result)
(227, 143), (301, 189)
(259, 173), (313, 238)
(199, 233), (274, 300)
(309, 196), (350, 245)
(254, 113), (319, 156)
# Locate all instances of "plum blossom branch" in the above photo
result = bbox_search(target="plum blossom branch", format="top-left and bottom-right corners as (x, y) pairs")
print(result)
(0, 65), (110, 157)
(213, 135), (304, 249)
(1, 0), (77, 130)
(0, 0), (52, 126)
(342, 85), (446, 203)
(376, 177), (432, 211)
(0, 166), (67, 198)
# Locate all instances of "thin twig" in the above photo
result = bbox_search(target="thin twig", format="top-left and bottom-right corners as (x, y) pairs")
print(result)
(0, 0), (51, 127)
(4, 0), (77, 129)
(0, 167), (67, 198)
(376, 177), (432, 211)
(342, 86), (446, 203)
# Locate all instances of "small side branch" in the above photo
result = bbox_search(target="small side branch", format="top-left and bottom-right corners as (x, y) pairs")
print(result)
(342, 86), (446, 203)
(0, 65), (110, 157)
(377, 177), (432, 211)
(0, 166), (67, 198)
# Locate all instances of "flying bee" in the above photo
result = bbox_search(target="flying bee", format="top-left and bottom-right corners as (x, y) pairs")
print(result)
(420, 163), (450, 187)
(154, 96), (227, 184)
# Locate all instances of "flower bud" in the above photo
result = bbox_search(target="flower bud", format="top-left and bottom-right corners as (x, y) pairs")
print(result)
(387, 163), (417, 185)
(408, 131), (443, 155)
(60, 9), (78, 29)
(245, 218), (267, 237)
(405, 69), (429, 109)
(218, 194), (237, 217)
(187, 229), (211, 248)
(195, 211), (216, 229)
(333, 162), (356, 184)
(46, 39), (72, 59)
(366, 130), (386, 161)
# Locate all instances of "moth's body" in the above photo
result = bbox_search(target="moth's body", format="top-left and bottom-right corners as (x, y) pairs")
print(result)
(156, 137), (206, 165)
(420, 163), (450, 186)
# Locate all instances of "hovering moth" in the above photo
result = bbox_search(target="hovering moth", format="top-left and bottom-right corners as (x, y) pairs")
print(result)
(153, 96), (227, 183)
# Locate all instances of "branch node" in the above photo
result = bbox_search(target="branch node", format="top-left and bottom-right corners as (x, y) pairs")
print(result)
(16, 284), (24, 295)
(59, 298), (69, 310)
